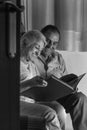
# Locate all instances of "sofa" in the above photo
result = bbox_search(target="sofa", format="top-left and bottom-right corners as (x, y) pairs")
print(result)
(20, 51), (87, 130)
(59, 50), (87, 76)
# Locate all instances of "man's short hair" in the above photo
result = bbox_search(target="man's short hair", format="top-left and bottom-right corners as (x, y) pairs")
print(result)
(41, 25), (60, 38)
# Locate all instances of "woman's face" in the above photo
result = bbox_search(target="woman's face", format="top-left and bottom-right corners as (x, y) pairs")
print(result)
(29, 40), (45, 59)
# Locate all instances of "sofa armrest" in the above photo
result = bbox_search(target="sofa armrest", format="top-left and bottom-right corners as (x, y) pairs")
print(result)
(20, 115), (46, 130)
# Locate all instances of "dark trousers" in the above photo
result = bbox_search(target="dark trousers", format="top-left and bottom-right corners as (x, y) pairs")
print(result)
(58, 92), (87, 130)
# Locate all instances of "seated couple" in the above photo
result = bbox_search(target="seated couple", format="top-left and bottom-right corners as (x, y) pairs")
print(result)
(20, 25), (87, 130)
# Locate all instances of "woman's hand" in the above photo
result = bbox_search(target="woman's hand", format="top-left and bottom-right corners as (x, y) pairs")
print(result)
(20, 76), (48, 93)
(30, 76), (47, 87)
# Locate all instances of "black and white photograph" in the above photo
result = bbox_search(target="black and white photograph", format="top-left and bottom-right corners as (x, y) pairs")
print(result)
(0, 0), (87, 130)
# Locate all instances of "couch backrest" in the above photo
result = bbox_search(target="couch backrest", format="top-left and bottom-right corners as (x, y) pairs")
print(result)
(58, 51), (87, 76)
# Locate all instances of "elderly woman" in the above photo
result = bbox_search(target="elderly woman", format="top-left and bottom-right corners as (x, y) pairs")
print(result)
(20, 30), (62, 130)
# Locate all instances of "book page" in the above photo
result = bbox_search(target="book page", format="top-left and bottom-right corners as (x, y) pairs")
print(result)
(60, 73), (86, 90)
(77, 73), (87, 96)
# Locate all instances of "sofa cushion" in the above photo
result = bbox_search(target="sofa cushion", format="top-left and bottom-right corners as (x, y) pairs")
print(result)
(58, 51), (87, 75)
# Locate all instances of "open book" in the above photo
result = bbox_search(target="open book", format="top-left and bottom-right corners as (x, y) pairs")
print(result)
(22, 73), (86, 101)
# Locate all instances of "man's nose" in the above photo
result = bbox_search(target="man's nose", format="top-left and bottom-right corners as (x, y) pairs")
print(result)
(50, 43), (54, 49)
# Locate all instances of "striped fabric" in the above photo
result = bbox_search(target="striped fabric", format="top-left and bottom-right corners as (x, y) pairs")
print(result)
(20, 115), (46, 130)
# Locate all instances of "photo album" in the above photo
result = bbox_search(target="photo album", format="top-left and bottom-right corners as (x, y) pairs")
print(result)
(21, 73), (86, 101)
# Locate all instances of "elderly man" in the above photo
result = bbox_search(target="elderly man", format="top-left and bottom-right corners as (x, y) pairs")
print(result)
(40, 25), (87, 130)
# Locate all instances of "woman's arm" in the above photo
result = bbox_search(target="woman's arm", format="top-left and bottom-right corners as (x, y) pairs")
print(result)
(20, 76), (47, 93)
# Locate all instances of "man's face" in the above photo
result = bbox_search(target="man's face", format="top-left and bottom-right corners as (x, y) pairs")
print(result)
(41, 32), (59, 58)
(46, 32), (59, 50)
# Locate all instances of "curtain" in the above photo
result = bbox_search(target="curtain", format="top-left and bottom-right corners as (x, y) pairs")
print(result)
(21, 0), (87, 51)
(21, 0), (32, 32)
(21, 0), (55, 32)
